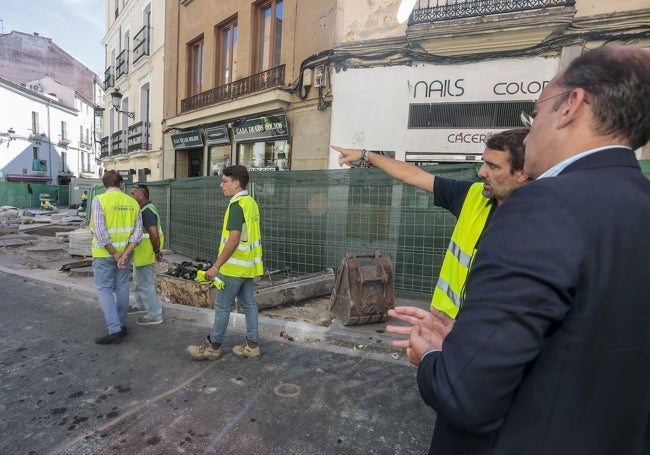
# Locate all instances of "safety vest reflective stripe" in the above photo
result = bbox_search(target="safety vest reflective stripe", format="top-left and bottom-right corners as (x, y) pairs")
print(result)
(225, 256), (263, 267)
(435, 276), (463, 308)
(220, 237), (262, 251)
(431, 183), (491, 319)
(107, 227), (135, 234)
(448, 240), (473, 268)
(92, 240), (129, 249)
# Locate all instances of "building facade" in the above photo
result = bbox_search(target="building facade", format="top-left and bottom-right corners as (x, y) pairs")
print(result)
(327, 0), (650, 166)
(100, 0), (165, 183)
(0, 77), (100, 185)
(162, 0), (337, 178)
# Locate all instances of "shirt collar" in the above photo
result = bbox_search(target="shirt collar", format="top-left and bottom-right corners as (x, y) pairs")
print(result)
(229, 190), (249, 203)
(537, 145), (631, 179)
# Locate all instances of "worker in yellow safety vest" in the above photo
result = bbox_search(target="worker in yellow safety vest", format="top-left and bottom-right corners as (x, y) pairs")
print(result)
(333, 128), (530, 320)
(186, 164), (264, 361)
(90, 170), (143, 345)
(128, 183), (165, 326)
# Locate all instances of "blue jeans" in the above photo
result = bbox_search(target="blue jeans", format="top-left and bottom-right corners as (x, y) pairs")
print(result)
(210, 274), (258, 344)
(93, 256), (131, 334)
(133, 263), (162, 320)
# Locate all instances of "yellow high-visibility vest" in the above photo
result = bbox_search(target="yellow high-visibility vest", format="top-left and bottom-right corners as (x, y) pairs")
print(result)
(133, 202), (164, 266)
(431, 183), (492, 318)
(90, 190), (139, 258)
(219, 195), (264, 278)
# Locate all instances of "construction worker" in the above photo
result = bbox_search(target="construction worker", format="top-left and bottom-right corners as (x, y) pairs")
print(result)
(186, 165), (264, 360)
(128, 184), (164, 326)
(79, 190), (88, 212)
(332, 128), (530, 319)
(90, 170), (142, 344)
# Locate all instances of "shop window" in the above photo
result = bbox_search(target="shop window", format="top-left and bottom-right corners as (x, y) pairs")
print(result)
(210, 145), (232, 175)
(216, 17), (237, 85)
(237, 140), (290, 171)
(188, 36), (204, 96)
(255, 0), (283, 72)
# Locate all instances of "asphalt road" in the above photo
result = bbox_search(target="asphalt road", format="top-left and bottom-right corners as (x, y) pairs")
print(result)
(0, 272), (434, 454)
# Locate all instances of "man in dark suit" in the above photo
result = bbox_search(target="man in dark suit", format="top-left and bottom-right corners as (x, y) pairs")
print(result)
(388, 45), (650, 454)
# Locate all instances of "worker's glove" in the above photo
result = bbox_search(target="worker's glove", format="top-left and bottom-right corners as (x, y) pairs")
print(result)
(196, 270), (225, 290)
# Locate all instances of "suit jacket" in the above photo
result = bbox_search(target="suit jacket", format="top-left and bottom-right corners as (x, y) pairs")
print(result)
(418, 148), (650, 454)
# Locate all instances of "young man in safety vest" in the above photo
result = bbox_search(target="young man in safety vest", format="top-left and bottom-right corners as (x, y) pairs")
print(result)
(90, 170), (143, 344)
(333, 128), (530, 319)
(187, 165), (264, 360)
(128, 183), (164, 326)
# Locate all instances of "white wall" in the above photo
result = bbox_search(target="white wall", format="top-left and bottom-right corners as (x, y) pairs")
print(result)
(0, 81), (97, 182)
(329, 56), (560, 167)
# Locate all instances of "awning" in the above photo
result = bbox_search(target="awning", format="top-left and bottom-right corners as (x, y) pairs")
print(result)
(5, 174), (53, 182)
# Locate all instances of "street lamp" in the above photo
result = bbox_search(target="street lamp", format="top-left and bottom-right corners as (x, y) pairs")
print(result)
(0, 127), (15, 146)
(111, 89), (135, 119)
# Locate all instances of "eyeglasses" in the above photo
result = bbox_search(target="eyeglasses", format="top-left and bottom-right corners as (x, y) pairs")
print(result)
(520, 89), (573, 128)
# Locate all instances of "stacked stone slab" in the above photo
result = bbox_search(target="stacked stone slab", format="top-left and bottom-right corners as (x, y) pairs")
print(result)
(0, 208), (20, 235)
(68, 228), (92, 257)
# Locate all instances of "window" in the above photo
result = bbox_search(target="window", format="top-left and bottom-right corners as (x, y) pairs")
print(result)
(408, 101), (535, 129)
(256, 0), (283, 72)
(32, 111), (39, 135)
(217, 18), (238, 85)
(188, 36), (204, 96)
(61, 121), (68, 141)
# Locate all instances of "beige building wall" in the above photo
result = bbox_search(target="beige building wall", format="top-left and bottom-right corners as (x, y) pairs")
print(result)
(162, 0), (338, 177)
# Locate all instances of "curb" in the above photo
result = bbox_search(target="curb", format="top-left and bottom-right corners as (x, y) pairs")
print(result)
(0, 263), (401, 353)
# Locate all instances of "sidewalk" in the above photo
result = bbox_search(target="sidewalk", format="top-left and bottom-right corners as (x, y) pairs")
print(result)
(0, 229), (429, 353)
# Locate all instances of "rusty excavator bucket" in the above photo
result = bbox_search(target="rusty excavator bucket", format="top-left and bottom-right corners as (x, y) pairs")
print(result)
(329, 251), (395, 325)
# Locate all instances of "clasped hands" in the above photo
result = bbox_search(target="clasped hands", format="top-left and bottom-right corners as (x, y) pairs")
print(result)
(386, 306), (455, 366)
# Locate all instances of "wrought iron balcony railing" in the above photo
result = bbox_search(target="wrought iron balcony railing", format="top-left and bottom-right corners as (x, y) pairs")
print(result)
(128, 121), (151, 152)
(100, 136), (109, 158)
(111, 130), (127, 156)
(133, 26), (150, 64)
(409, 0), (576, 25)
(181, 64), (285, 113)
(116, 49), (129, 79)
(104, 67), (114, 90)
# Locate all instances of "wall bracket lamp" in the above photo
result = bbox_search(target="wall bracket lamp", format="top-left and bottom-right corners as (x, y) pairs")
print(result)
(111, 89), (135, 119)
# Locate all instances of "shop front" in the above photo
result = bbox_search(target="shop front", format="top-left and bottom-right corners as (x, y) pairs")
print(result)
(206, 124), (232, 176)
(232, 113), (291, 171)
(171, 130), (204, 178)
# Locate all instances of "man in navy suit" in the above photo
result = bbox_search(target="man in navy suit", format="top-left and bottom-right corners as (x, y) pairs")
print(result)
(388, 45), (650, 454)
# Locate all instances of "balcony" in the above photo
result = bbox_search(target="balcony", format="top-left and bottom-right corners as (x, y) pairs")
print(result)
(409, 0), (576, 25)
(128, 121), (151, 152)
(406, 0), (577, 55)
(104, 67), (114, 89)
(181, 64), (285, 113)
(116, 49), (129, 80)
(100, 136), (109, 158)
(111, 130), (127, 156)
(133, 26), (150, 64)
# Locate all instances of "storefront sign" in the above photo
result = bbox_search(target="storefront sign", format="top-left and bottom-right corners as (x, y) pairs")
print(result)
(171, 130), (203, 150)
(205, 124), (231, 146)
(232, 114), (289, 142)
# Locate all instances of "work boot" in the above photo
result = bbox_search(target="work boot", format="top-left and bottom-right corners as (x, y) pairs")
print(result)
(95, 330), (125, 345)
(186, 336), (221, 360)
(232, 339), (261, 360)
